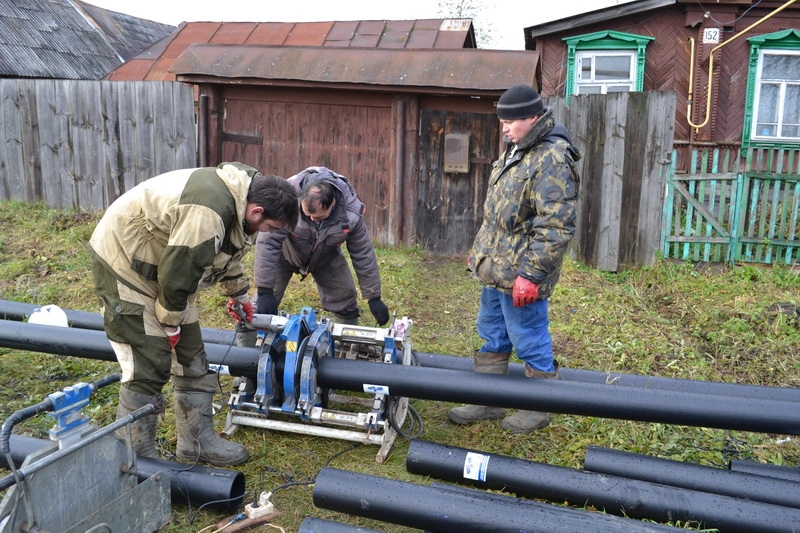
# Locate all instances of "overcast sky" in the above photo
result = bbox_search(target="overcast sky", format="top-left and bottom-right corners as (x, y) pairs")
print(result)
(82, 0), (639, 50)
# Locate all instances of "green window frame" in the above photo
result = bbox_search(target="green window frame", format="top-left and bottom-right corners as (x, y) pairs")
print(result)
(563, 30), (654, 105)
(742, 29), (800, 150)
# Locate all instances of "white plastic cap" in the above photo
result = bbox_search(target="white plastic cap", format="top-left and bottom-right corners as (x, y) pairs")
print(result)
(28, 304), (69, 327)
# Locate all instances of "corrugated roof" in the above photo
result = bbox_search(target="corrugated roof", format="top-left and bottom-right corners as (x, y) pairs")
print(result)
(0, 0), (175, 79)
(107, 19), (477, 81)
(170, 45), (538, 94)
(73, 0), (176, 61)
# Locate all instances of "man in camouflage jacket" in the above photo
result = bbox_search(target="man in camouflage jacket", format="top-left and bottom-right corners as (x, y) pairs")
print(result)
(89, 162), (298, 465)
(449, 85), (582, 434)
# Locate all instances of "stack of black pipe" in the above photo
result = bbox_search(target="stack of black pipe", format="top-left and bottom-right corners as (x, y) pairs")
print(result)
(3, 299), (800, 530)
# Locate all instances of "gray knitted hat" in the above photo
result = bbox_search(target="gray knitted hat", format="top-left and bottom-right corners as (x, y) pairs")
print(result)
(497, 84), (544, 119)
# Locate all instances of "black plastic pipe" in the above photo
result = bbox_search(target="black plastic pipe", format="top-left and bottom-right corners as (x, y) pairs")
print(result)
(5, 299), (796, 404)
(313, 467), (675, 533)
(415, 351), (800, 403)
(317, 357), (800, 435)
(583, 445), (800, 509)
(0, 300), (237, 345)
(0, 320), (259, 377)
(729, 458), (800, 483)
(298, 517), (385, 533)
(4, 320), (800, 435)
(406, 439), (800, 533)
(1, 435), (245, 511)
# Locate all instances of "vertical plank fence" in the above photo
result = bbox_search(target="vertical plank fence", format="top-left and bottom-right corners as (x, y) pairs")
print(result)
(0, 79), (196, 211)
(663, 145), (800, 266)
(738, 147), (800, 265)
(549, 91), (676, 271)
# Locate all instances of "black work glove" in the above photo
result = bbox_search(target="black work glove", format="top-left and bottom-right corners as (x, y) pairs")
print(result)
(368, 298), (390, 326)
(256, 288), (279, 315)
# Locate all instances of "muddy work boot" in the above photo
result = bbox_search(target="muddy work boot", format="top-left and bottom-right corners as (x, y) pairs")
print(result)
(448, 351), (510, 425)
(500, 365), (558, 434)
(115, 387), (164, 459)
(172, 373), (250, 467)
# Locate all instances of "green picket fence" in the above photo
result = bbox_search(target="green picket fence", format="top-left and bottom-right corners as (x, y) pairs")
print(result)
(663, 146), (800, 265)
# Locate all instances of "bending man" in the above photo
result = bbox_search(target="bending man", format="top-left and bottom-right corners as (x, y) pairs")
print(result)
(89, 162), (298, 465)
(254, 166), (389, 326)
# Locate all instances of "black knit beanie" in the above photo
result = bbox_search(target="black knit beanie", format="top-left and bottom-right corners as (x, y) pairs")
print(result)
(496, 84), (543, 119)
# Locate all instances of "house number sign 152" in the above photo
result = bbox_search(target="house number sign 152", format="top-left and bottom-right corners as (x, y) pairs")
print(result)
(703, 28), (720, 44)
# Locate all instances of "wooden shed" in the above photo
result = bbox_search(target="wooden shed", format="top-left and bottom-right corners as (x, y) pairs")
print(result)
(105, 18), (542, 254)
(170, 45), (540, 254)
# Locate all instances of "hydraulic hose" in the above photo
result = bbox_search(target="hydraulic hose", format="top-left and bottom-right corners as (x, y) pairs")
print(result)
(0, 374), (119, 455)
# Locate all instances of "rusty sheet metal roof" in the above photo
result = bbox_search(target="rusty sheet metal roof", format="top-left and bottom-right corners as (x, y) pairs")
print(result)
(170, 45), (538, 93)
(0, 0), (175, 79)
(107, 19), (476, 81)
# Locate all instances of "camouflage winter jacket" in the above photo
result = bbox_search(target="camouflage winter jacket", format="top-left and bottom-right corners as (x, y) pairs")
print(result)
(88, 162), (257, 327)
(468, 108), (581, 299)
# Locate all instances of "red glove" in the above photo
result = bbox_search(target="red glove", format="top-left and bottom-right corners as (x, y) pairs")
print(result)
(166, 326), (181, 350)
(227, 297), (254, 323)
(512, 276), (539, 308)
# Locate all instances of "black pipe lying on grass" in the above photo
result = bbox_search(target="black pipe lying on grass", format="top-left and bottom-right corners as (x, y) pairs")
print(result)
(1, 435), (245, 512)
(3, 299), (797, 403)
(405, 439), (800, 533)
(414, 351), (800, 403)
(317, 356), (800, 435)
(298, 517), (385, 533)
(0, 319), (259, 376)
(582, 445), (800, 509)
(312, 466), (676, 533)
(5, 298), (798, 404)
(729, 458), (800, 483)
(3, 319), (800, 436)
(0, 299), (236, 345)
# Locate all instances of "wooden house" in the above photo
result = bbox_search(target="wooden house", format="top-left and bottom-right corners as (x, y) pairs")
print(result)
(526, 0), (800, 265)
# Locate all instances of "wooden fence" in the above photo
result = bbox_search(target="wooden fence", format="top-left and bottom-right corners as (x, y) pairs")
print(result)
(547, 91), (677, 271)
(0, 79), (196, 211)
(1, 82), (679, 270)
(663, 145), (800, 265)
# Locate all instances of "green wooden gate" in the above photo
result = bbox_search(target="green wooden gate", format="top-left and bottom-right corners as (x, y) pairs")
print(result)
(662, 146), (800, 265)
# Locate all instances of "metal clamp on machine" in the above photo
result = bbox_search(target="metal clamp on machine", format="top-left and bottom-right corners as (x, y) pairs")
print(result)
(225, 309), (414, 463)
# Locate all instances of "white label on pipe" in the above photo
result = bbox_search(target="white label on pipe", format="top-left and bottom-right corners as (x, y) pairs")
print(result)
(363, 384), (389, 395)
(463, 452), (490, 482)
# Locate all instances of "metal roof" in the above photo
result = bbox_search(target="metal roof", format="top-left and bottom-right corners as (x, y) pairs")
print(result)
(524, 0), (677, 40)
(0, 0), (176, 79)
(106, 19), (477, 81)
(170, 45), (539, 94)
(73, 0), (176, 61)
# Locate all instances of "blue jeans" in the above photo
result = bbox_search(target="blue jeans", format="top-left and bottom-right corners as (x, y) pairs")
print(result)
(476, 286), (554, 372)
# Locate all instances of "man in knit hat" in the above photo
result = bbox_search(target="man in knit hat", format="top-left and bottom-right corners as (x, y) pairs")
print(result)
(448, 84), (582, 434)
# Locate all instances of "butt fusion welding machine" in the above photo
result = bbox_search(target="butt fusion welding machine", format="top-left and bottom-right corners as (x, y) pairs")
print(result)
(224, 308), (414, 463)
